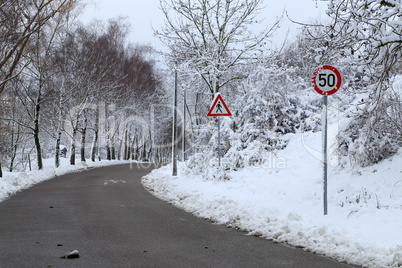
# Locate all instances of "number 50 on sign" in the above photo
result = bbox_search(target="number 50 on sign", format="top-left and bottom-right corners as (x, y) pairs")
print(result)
(312, 65), (342, 96)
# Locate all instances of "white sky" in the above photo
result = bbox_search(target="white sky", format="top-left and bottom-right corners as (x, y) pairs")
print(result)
(80, 0), (329, 50)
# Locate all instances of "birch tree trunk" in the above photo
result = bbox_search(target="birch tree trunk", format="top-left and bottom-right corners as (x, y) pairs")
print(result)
(55, 130), (61, 168)
(123, 130), (128, 160)
(111, 136), (116, 160)
(33, 87), (43, 170)
(9, 123), (21, 172)
(106, 135), (111, 160)
(131, 137), (135, 161)
(80, 117), (87, 162)
(70, 127), (77, 165)
(91, 131), (98, 162)
(91, 104), (100, 162)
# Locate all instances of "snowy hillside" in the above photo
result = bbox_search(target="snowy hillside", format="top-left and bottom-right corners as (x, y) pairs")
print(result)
(142, 131), (402, 267)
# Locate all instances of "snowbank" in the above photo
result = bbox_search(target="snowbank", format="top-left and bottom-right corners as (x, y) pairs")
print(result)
(142, 131), (402, 267)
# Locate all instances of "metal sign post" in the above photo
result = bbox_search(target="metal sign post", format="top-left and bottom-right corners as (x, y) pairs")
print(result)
(323, 95), (328, 215)
(182, 89), (186, 161)
(172, 69), (178, 176)
(207, 93), (232, 167)
(312, 65), (342, 215)
(218, 117), (221, 166)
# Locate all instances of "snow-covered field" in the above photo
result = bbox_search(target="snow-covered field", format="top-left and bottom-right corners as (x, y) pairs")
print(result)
(0, 158), (133, 202)
(142, 131), (402, 268)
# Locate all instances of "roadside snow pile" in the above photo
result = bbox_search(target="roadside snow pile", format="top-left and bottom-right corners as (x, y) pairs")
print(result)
(142, 131), (402, 267)
(0, 158), (133, 202)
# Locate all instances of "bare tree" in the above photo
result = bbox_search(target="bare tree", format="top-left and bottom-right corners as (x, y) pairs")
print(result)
(1, 12), (164, 173)
(0, 0), (75, 95)
(0, 0), (79, 174)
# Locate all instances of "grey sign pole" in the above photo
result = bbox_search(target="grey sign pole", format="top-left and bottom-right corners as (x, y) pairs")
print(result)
(172, 69), (178, 176)
(207, 93), (231, 167)
(312, 65), (342, 216)
(323, 95), (328, 215)
(218, 117), (221, 167)
(182, 89), (186, 161)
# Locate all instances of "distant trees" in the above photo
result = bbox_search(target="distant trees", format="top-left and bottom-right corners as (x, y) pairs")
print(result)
(52, 19), (166, 167)
(0, 3), (169, 176)
(0, 0), (79, 175)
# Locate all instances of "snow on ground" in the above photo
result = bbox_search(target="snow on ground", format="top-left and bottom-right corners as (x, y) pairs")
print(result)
(1, 133), (401, 267)
(0, 157), (133, 202)
(142, 131), (402, 268)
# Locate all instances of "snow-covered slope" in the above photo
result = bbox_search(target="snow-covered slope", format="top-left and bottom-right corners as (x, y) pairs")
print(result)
(142, 131), (402, 267)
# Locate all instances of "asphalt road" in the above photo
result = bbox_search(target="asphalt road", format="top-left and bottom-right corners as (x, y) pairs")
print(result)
(0, 163), (358, 268)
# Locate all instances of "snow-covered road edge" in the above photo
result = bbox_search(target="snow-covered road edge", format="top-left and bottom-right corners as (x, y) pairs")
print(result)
(141, 132), (402, 268)
(142, 165), (402, 267)
(0, 159), (137, 202)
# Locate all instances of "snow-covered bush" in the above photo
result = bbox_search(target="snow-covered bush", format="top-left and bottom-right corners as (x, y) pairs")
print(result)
(338, 77), (402, 167)
(185, 63), (324, 177)
(325, 0), (402, 167)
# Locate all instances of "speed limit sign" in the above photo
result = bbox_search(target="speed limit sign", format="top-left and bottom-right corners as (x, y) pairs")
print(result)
(312, 65), (342, 96)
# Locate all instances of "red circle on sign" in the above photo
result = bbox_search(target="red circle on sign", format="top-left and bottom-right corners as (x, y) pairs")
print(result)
(312, 65), (342, 96)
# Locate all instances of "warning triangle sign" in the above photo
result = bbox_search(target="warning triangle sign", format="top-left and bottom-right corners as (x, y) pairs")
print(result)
(207, 93), (232, 117)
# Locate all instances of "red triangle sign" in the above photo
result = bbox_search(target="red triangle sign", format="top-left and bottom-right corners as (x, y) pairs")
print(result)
(207, 93), (232, 117)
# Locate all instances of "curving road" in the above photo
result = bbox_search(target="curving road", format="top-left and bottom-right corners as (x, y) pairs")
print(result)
(0, 164), (357, 267)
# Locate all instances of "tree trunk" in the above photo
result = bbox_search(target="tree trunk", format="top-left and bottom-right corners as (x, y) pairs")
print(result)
(135, 138), (139, 161)
(127, 135), (132, 160)
(148, 146), (152, 163)
(9, 105), (16, 172)
(0, 160), (3, 178)
(154, 148), (159, 163)
(123, 130), (128, 160)
(28, 153), (32, 171)
(106, 136), (111, 160)
(111, 136), (116, 160)
(9, 123), (20, 172)
(55, 130), (61, 168)
(142, 143), (147, 161)
(33, 127), (43, 170)
(131, 137), (135, 161)
(55, 77), (64, 168)
(70, 127), (77, 165)
(80, 117), (87, 162)
(91, 106), (100, 162)
(34, 91), (43, 170)
(117, 143), (121, 160)
(91, 131), (98, 162)
(148, 130), (153, 162)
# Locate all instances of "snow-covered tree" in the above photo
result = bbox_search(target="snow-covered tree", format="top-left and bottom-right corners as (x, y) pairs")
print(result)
(326, 0), (402, 166)
(0, 0), (79, 171)
(0, 0), (78, 95)
(155, 0), (281, 95)
(327, 0), (402, 85)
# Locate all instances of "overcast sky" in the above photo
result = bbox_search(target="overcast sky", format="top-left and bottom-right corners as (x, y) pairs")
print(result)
(80, 0), (329, 50)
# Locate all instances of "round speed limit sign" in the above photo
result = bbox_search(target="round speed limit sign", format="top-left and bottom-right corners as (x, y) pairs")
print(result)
(312, 65), (342, 96)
